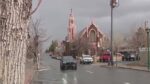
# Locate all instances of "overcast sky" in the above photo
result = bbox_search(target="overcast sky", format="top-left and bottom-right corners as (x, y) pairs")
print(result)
(32, 0), (150, 49)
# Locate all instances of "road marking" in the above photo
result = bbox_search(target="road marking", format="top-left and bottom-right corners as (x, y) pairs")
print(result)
(73, 75), (78, 84)
(37, 68), (50, 71)
(62, 73), (68, 84)
(62, 78), (68, 84)
(86, 70), (94, 74)
(124, 82), (131, 84)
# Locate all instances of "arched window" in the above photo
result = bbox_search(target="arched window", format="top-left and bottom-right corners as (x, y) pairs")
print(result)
(89, 30), (96, 42)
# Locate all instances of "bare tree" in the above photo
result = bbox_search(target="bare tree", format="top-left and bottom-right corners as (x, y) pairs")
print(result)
(0, 0), (42, 84)
(28, 19), (50, 70)
(113, 34), (126, 52)
(73, 38), (90, 56)
(0, 0), (32, 84)
(102, 36), (110, 49)
(48, 40), (58, 55)
(129, 27), (147, 50)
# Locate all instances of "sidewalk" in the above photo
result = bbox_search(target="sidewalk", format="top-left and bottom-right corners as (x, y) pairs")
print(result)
(99, 62), (149, 72)
(25, 59), (37, 84)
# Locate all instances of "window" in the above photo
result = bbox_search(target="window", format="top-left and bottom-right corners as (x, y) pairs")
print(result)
(89, 30), (96, 42)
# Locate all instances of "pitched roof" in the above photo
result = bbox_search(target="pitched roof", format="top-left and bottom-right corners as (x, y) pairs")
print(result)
(78, 22), (104, 39)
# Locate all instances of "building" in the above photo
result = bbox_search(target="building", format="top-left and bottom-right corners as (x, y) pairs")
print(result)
(65, 10), (107, 56)
(78, 21), (105, 55)
(66, 9), (76, 43)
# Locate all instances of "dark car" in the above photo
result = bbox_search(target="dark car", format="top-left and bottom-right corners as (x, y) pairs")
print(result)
(120, 51), (136, 61)
(60, 56), (77, 70)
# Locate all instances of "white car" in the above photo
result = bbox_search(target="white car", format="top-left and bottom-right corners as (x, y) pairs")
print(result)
(80, 55), (94, 64)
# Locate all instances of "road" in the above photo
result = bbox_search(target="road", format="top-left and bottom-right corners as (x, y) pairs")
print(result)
(33, 54), (150, 84)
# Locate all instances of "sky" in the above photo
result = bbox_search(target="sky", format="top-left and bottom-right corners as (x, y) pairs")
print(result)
(32, 0), (150, 50)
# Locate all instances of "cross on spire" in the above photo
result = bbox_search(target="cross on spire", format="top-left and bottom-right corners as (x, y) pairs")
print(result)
(145, 21), (148, 28)
(70, 8), (73, 16)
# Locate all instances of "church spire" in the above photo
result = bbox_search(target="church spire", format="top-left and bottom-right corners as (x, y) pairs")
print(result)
(70, 8), (73, 16)
(67, 9), (76, 42)
(91, 18), (96, 25)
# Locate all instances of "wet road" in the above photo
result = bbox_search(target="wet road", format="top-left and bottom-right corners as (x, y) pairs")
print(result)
(33, 54), (150, 84)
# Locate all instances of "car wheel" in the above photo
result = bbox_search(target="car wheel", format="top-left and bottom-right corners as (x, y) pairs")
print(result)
(122, 58), (125, 61)
(129, 58), (131, 61)
(61, 66), (65, 70)
(133, 58), (135, 61)
(74, 66), (77, 70)
(80, 61), (82, 64)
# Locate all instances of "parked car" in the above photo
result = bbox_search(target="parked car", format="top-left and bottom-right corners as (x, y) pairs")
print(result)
(119, 51), (136, 61)
(80, 55), (94, 64)
(99, 53), (111, 62)
(60, 56), (77, 70)
(56, 56), (61, 60)
(51, 55), (57, 59)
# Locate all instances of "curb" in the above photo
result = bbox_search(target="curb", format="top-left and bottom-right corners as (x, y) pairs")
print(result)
(100, 65), (150, 72)
(118, 66), (150, 72)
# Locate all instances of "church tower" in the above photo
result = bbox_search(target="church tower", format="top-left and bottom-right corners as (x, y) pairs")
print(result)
(67, 9), (76, 42)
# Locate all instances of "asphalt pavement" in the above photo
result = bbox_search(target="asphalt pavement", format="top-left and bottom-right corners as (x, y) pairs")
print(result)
(32, 54), (150, 84)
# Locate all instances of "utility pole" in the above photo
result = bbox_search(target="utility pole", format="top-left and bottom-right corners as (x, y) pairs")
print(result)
(145, 21), (150, 71)
(110, 0), (119, 66)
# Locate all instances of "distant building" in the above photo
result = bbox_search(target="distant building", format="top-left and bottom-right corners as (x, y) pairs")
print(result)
(65, 10), (107, 56)
(78, 21), (105, 55)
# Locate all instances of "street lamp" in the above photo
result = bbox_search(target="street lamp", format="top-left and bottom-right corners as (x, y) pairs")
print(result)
(109, 0), (119, 66)
(145, 27), (150, 71)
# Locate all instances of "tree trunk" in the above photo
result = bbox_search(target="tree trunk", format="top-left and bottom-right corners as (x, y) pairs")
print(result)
(0, 0), (32, 84)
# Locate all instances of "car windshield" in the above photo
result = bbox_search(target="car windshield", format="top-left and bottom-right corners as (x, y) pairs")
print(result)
(83, 55), (91, 57)
(84, 56), (91, 58)
(103, 53), (110, 56)
(62, 56), (74, 61)
(120, 52), (130, 56)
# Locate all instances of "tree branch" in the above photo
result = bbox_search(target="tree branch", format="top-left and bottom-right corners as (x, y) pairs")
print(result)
(30, 0), (42, 15)
(39, 36), (51, 43)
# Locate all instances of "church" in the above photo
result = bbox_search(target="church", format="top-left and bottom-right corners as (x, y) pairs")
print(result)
(65, 10), (107, 56)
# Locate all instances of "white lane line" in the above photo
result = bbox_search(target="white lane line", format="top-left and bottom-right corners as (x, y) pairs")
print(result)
(62, 73), (68, 84)
(38, 68), (50, 71)
(62, 78), (68, 84)
(86, 70), (94, 74)
(124, 82), (131, 84)
(73, 75), (78, 84)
